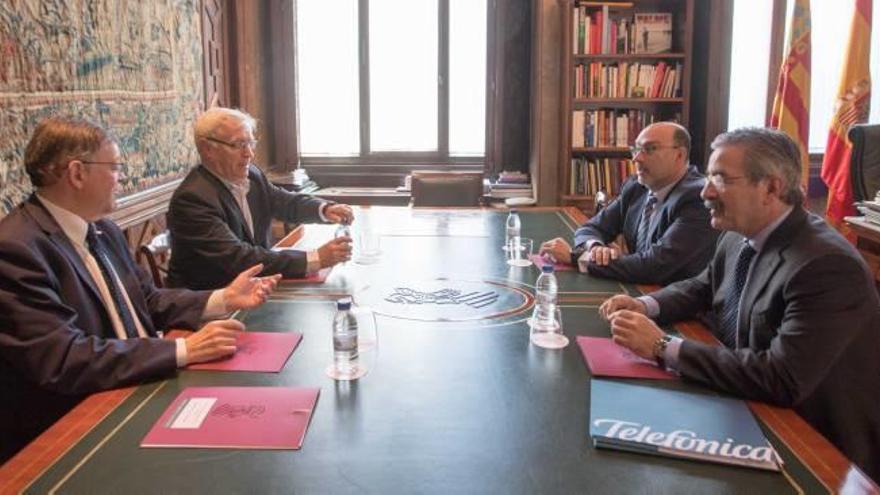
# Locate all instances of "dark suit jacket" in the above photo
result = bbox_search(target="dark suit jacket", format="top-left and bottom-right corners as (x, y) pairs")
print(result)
(573, 166), (718, 284)
(0, 196), (211, 462)
(167, 165), (328, 289)
(652, 207), (880, 480)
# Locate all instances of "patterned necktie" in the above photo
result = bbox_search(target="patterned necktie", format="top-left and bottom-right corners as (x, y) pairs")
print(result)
(86, 224), (140, 338)
(637, 194), (658, 252)
(718, 242), (757, 348)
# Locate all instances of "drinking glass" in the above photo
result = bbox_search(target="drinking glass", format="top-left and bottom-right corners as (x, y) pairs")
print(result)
(530, 307), (568, 349)
(506, 237), (533, 267)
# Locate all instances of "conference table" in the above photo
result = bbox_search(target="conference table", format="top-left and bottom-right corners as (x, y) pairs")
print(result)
(1, 207), (874, 494)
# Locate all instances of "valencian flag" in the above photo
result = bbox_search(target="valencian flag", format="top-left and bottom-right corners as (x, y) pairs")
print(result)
(769, 0), (810, 190)
(821, 0), (872, 228)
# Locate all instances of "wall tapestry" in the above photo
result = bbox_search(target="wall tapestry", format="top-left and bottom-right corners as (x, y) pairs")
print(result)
(0, 0), (204, 217)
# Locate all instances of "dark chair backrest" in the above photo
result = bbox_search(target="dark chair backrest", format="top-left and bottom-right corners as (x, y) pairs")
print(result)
(138, 231), (171, 288)
(411, 172), (483, 207)
(849, 124), (880, 201)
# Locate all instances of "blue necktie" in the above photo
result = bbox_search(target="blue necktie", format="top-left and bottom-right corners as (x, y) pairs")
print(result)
(86, 225), (140, 339)
(718, 242), (756, 348)
(637, 194), (658, 252)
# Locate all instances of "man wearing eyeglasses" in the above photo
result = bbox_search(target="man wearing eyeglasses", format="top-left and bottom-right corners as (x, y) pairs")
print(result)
(167, 107), (354, 290)
(0, 116), (282, 462)
(599, 127), (880, 481)
(540, 121), (718, 285)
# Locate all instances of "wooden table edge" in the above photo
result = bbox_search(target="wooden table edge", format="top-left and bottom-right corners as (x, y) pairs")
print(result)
(1, 208), (874, 493)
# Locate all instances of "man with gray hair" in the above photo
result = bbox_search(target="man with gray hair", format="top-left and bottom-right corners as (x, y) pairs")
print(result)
(599, 127), (880, 481)
(168, 107), (353, 289)
(0, 116), (280, 462)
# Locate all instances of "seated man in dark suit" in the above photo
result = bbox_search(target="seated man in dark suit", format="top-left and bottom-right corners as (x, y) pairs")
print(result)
(0, 116), (281, 462)
(167, 107), (353, 290)
(601, 127), (880, 481)
(540, 122), (718, 285)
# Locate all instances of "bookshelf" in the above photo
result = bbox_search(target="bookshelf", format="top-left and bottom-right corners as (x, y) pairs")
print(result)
(560, 0), (694, 211)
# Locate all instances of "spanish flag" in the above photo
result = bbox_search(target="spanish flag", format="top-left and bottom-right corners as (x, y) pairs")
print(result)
(821, 0), (872, 228)
(769, 0), (810, 191)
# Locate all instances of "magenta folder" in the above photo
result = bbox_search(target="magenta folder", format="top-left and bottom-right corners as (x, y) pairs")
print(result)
(187, 331), (302, 372)
(577, 336), (676, 380)
(529, 254), (576, 272)
(283, 267), (332, 283)
(141, 386), (320, 449)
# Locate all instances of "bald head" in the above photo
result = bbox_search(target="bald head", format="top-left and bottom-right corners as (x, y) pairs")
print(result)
(632, 121), (691, 191)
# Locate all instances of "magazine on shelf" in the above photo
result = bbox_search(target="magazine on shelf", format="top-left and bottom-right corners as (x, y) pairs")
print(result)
(634, 13), (672, 54)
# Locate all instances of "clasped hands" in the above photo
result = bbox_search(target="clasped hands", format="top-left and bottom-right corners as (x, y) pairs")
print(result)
(538, 238), (622, 266)
(599, 294), (666, 361)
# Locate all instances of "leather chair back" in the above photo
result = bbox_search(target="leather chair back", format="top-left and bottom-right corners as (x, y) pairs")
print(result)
(411, 172), (483, 207)
(849, 124), (880, 201)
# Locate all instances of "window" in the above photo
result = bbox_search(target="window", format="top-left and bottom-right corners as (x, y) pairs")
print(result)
(296, 0), (487, 164)
(727, 0), (773, 131)
(728, 0), (880, 153)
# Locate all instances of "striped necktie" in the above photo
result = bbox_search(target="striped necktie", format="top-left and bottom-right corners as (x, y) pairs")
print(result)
(718, 241), (757, 348)
(86, 224), (140, 338)
(637, 193), (658, 252)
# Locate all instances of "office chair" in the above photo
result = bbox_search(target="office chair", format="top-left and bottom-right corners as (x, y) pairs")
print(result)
(849, 123), (880, 202)
(411, 172), (483, 207)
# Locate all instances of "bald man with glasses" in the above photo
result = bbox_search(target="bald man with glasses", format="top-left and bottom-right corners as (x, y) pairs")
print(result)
(167, 107), (354, 290)
(540, 122), (718, 285)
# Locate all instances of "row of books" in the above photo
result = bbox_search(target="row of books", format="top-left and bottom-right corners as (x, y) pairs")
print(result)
(574, 61), (682, 99)
(569, 157), (635, 196)
(572, 109), (662, 148)
(496, 170), (529, 184)
(573, 6), (673, 55)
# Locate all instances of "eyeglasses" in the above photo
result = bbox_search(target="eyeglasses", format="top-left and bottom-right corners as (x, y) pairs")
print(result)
(203, 135), (258, 150)
(629, 144), (681, 158)
(706, 174), (748, 189)
(81, 161), (127, 173)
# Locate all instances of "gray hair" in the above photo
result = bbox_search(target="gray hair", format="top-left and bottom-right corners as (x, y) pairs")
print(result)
(193, 107), (257, 145)
(710, 127), (803, 205)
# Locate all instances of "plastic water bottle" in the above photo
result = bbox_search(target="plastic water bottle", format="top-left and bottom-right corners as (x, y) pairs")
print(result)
(335, 223), (351, 239)
(332, 298), (359, 378)
(505, 209), (521, 250)
(533, 264), (558, 330)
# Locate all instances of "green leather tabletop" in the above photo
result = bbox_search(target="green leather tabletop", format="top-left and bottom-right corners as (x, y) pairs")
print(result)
(14, 208), (844, 493)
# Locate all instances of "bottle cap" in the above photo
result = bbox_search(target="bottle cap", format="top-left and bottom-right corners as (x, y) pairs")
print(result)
(336, 297), (352, 310)
(509, 208), (518, 213)
(541, 264), (555, 273)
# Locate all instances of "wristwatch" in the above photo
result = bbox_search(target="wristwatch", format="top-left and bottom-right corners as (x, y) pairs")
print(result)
(652, 334), (672, 366)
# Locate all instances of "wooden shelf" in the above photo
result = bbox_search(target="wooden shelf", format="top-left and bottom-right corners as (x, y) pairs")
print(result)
(560, 0), (694, 214)
(574, 98), (684, 104)
(572, 147), (631, 153)
(574, 52), (686, 60)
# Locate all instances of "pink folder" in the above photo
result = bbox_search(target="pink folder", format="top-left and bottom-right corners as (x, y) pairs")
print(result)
(577, 336), (676, 380)
(283, 267), (332, 283)
(141, 386), (320, 449)
(529, 254), (576, 272)
(187, 331), (302, 372)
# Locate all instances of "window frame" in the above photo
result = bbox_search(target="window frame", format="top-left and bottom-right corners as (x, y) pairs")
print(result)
(297, 0), (488, 172)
